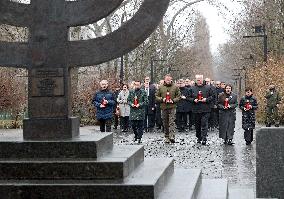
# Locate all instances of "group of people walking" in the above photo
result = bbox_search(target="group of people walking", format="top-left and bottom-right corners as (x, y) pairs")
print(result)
(92, 74), (281, 145)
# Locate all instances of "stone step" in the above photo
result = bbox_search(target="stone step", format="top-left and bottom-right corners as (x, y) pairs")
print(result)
(0, 130), (113, 158)
(197, 179), (228, 199)
(0, 158), (174, 199)
(157, 168), (202, 199)
(0, 145), (144, 180)
(228, 188), (255, 199)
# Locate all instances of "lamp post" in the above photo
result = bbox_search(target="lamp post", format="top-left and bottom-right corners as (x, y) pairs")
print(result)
(119, 55), (124, 86)
(150, 57), (154, 84)
(243, 25), (268, 62)
(168, 67), (180, 79)
(232, 73), (242, 98)
(150, 57), (166, 84)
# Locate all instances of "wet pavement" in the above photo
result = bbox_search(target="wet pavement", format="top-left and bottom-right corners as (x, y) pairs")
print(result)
(111, 110), (259, 190)
(0, 110), (260, 191)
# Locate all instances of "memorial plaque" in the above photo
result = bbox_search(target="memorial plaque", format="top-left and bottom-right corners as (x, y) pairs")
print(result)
(31, 68), (64, 97)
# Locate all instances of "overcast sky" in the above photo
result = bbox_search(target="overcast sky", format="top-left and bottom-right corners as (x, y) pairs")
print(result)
(195, 0), (244, 53)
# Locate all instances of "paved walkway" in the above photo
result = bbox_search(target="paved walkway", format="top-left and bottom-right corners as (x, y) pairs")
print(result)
(0, 110), (263, 191)
(110, 110), (260, 190)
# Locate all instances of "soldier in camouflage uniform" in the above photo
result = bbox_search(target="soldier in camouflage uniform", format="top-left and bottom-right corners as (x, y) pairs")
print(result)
(156, 74), (181, 143)
(128, 80), (148, 143)
(265, 85), (282, 127)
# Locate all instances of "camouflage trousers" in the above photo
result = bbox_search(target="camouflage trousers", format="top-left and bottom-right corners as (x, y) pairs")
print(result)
(161, 109), (176, 139)
(266, 106), (280, 125)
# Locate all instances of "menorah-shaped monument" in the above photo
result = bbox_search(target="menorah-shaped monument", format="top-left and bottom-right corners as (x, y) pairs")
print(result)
(0, 0), (170, 140)
(1, 1), (267, 198)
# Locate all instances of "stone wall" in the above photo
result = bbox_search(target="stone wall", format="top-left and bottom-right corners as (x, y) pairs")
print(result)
(256, 127), (284, 198)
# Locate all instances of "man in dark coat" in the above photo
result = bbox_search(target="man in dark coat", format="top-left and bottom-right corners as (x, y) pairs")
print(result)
(214, 81), (224, 129)
(143, 81), (156, 132)
(155, 80), (164, 130)
(128, 80), (148, 143)
(113, 86), (121, 130)
(176, 79), (190, 132)
(217, 84), (238, 145)
(184, 79), (194, 130)
(188, 75), (214, 145)
(215, 81), (225, 96)
(92, 80), (116, 132)
(205, 78), (217, 131)
(239, 87), (258, 145)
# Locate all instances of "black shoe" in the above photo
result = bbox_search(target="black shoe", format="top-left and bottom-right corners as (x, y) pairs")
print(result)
(266, 123), (271, 127)
(224, 139), (228, 144)
(133, 137), (137, 142)
(202, 140), (206, 145)
(170, 138), (175, 143)
(138, 139), (142, 144)
(197, 139), (201, 144)
(275, 124), (280, 127)
(227, 139), (234, 145)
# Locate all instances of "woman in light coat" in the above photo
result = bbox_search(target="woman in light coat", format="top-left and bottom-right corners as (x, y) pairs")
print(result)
(117, 84), (130, 132)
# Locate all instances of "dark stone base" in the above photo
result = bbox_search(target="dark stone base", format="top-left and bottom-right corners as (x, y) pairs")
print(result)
(0, 145), (143, 180)
(23, 117), (79, 140)
(0, 184), (155, 199)
(0, 158), (174, 199)
(0, 130), (113, 159)
(256, 127), (284, 199)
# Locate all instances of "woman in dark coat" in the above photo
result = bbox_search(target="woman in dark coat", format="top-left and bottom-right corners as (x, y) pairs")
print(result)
(128, 81), (148, 143)
(217, 84), (238, 145)
(239, 87), (258, 145)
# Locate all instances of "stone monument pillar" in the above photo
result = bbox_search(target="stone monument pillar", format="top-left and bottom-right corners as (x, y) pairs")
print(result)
(0, 0), (170, 140)
(23, 0), (79, 139)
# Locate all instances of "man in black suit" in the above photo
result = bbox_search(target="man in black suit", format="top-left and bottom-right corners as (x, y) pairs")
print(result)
(143, 77), (156, 132)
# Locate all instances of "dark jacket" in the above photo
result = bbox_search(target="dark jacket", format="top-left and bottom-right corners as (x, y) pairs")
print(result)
(217, 92), (238, 139)
(176, 87), (190, 113)
(185, 85), (193, 111)
(188, 84), (214, 113)
(128, 88), (148, 120)
(209, 85), (217, 108)
(239, 95), (258, 130)
(142, 84), (156, 114)
(217, 92), (238, 110)
(92, 89), (115, 120)
(216, 87), (224, 96)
